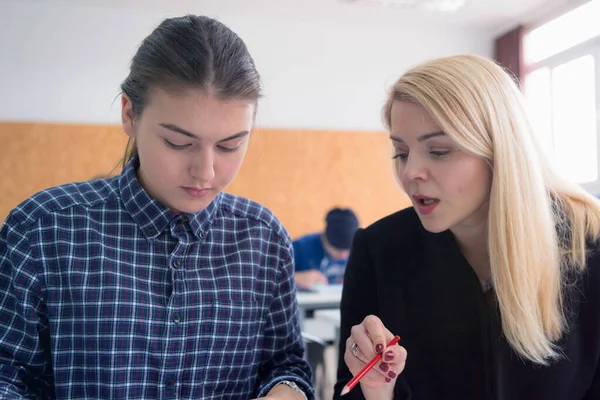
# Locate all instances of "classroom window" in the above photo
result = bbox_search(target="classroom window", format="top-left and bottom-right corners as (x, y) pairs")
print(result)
(551, 55), (597, 183)
(523, 0), (600, 190)
(524, 0), (600, 64)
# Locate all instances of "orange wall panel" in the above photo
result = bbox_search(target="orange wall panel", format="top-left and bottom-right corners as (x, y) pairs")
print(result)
(0, 122), (410, 237)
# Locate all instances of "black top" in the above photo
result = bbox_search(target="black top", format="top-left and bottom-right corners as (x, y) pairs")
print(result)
(334, 207), (600, 400)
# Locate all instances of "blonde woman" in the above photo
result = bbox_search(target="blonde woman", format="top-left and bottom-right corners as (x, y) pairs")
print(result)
(333, 55), (600, 400)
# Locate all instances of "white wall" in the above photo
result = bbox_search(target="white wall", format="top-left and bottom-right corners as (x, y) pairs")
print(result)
(0, 0), (495, 130)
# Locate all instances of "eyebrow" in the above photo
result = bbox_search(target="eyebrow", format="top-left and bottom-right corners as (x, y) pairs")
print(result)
(159, 123), (250, 142)
(389, 131), (446, 144)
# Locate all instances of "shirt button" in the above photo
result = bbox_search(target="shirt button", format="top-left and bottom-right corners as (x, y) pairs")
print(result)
(172, 313), (181, 324)
(172, 260), (180, 269)
(198, 231), (205, 239)
(165, 380), (175, 388)
(147, 228), (156, 236)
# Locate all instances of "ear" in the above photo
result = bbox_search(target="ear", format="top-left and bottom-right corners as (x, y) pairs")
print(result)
(121, 94), (136, 138)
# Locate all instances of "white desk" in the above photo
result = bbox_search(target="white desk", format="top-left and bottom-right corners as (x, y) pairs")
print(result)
(296, 285), (342, 328)
(297, 287), (341, 314)
(296, 287), (343, 376)
(297, 291), (341, 310)
(314, 308), (342, 351)
(313, 308), (341, 327)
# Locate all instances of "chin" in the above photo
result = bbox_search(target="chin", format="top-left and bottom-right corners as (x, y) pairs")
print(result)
(177, 205), (207, 214)
(183, 201), (212, 214)
(418, 218), (450, 234)
(171, 196), (215, 214)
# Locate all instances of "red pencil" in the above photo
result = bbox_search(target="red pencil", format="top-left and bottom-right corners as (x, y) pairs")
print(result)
(341, 335), (401, 396)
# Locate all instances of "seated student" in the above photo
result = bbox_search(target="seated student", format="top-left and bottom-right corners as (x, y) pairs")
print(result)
(293, 207), (359, 289)
(0, 15), (312, 400)
(334, 55), (600, 399)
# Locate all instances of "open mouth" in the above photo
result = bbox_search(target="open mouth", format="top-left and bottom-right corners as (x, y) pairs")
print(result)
(417, 198), (439, 206)
(413, 196), (440, 214)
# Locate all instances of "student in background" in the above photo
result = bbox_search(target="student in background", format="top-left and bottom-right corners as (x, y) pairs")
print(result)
(335, 55), (600, 399)
(293, 207), (359, 289)
(0, 15), (312, 400)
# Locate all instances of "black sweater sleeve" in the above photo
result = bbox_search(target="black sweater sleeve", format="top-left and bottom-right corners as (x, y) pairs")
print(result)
(333, 228), (411, 399)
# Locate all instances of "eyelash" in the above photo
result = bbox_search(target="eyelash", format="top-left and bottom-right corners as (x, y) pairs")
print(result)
(217, 145), (239, 153)
(392, 150), (450, 160)
(164, 139), (190, 150)
(164, 139), (239, 153)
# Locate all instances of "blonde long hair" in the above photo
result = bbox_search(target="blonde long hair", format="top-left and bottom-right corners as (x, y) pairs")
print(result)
(383, 55), (600, 365)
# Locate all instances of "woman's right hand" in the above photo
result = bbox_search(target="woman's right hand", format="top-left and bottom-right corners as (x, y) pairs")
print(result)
(344, 315), (407, 396)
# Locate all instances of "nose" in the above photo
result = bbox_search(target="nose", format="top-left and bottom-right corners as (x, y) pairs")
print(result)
(189, 149), (215, 183)
(402, 154), (428, 182)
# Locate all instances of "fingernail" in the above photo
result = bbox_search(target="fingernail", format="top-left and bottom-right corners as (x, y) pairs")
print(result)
(379, 362), (389, 372)
(375, 343), (384, 353)
(384, 351), (394, 361)
(388, 371), (397, 379)
(385, 377), (391, 383)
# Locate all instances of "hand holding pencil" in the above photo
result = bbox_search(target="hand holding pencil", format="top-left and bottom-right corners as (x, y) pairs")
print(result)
(342, 315), (407, 396)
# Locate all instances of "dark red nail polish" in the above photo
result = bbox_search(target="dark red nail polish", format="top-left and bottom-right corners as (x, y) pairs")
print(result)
(379, 362), (389, 372)
(375, 343), (384, 353)
(388, 371), (397, 379)
(385, 377), (391, 383)
(384, 351), (394, 361)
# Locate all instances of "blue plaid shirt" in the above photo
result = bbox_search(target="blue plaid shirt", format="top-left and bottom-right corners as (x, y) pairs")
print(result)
(0, 157), (313, 399)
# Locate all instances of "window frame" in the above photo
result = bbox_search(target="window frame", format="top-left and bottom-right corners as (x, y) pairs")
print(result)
(524, 34), (600, 194)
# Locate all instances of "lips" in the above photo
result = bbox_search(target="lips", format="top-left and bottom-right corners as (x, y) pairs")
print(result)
(182, 187), (211, 198)
(412, 194), (440, 215)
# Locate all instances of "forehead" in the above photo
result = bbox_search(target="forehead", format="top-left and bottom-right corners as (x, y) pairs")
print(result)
(146, 87), (254, 114)
(142, 87), (255, 138)
(390, 101), (440, 134)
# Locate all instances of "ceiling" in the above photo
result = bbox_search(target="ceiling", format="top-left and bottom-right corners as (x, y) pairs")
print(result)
(6, 0), (588, 34)
(329, 0), (585, 32)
